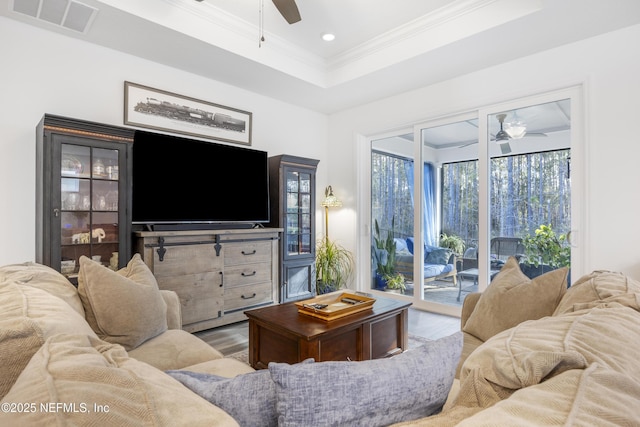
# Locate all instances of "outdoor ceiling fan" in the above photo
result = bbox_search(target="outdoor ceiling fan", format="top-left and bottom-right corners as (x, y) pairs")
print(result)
(458, 112), (547, 153)
(492, 113), (547, 154)
(272, 0), (301, 24)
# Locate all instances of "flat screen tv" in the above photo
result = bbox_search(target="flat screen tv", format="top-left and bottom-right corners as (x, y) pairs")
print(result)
(131, 130), (269, 228)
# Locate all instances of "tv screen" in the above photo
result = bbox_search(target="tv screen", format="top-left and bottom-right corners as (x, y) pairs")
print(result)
(132, 131), (270, 226)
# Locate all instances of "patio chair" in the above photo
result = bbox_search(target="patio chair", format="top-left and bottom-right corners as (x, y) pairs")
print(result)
(456, 239), (523, 301)
(490, 237), (525, 265)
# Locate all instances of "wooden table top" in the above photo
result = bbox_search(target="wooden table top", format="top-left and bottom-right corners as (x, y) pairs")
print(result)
(244, 292), (412, 340)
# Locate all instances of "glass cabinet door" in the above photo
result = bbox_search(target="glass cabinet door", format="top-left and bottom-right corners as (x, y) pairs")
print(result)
(36, 114), (134, 281)
(285, 168), (313, 258)
(58, 143), (122, 278)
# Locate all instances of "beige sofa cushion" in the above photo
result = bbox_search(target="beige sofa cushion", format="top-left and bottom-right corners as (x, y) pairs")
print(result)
(0, 261), (85, 316)
(0, 334), (239, 427)
(182, 358), (256, 377)
(128, 329), (224, 371)
(452, 304), (640, 420)
(0, 282), (96, 400)
(78, 254), (168, 350)
(454, 365), (640, 427)
(462, 257), (568, 342)
(554, 269), (640, 315)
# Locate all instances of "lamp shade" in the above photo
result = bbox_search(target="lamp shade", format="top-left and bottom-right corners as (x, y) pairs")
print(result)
(321, 186), (342, 208)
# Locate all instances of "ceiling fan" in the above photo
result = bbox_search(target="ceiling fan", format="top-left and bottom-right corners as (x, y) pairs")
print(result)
(272, 0), (301, 24)
(457, 112), (547, 152)
(492, 113), (547, 154)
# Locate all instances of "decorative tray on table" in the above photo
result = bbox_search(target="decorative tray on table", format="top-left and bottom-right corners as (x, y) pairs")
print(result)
(295, 292), (376, 321)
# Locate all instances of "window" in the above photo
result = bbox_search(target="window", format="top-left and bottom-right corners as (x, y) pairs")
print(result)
(442, 149), (571, 248)
(371, 150), (414, 241)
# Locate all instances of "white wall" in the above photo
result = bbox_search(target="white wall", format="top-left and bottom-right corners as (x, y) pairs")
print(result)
(0, 17), (328, 265)
(328, 23), (640, 284)
(3, 16), (640, 284)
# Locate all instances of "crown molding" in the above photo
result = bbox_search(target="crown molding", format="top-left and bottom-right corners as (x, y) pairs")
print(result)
(96, 0), (541, 88)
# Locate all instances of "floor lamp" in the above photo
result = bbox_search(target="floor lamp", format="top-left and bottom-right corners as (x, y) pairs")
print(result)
(321, 186), (342, 239)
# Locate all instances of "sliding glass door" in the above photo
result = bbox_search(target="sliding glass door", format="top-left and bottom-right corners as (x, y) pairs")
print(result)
(366, 88), (581, 313)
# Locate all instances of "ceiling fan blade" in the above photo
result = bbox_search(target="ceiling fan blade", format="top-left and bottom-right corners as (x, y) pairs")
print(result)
(272, 0), (301, 24)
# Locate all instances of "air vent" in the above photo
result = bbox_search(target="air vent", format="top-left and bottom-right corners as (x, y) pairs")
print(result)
(11, 0), (98, 33)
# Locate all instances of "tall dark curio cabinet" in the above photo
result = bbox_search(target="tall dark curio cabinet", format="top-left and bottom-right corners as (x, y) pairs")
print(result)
(36, 114), (134, 281)
(268, 155), (319, 302)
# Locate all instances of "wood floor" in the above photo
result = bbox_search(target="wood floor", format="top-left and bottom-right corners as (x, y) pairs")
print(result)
(195, 308), (461, 356)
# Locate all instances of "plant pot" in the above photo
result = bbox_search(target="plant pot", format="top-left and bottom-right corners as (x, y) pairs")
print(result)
(374, 273), (387, 290)
(519, 263), (554, 279)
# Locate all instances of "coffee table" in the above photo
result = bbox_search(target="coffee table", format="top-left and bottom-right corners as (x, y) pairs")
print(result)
(244, 292), (412, 369)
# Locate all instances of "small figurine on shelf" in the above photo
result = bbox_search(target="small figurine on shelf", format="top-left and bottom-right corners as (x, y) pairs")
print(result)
(92, 228), (106, 243)
(70, 228), (105, 244)
(109, 252), (118, 270)
(71, 232), (90, 244)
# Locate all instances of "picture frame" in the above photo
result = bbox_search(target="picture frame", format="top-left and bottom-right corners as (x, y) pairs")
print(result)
(124, 81), (252, 146)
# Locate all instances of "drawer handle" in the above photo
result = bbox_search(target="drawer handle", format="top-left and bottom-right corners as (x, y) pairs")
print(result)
(241, 271), (257, 277)
(241, 250), (257, 255)
(241, 293), (257, 299)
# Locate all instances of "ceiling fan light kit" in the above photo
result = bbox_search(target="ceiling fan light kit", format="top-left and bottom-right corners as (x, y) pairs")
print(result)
(505, 120), (527, 139)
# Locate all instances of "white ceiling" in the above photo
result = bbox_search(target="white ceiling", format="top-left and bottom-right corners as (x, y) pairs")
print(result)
(3, 0), (640, 114)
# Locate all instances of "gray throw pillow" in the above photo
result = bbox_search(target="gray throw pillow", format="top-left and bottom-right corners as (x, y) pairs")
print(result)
(167, 358), (314, 427)
(167, 369), (276, 427)
(268, 331), (462, 427)
(425, 248), (452, 265)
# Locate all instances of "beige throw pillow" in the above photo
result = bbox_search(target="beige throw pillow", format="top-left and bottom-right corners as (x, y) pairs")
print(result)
(462, 257), (568, 342)
(78, 254), (167, 350)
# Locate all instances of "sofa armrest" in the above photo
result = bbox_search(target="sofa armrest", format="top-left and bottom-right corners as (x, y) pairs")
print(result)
(460, 292), (481, 330)
(160, 290), (182, 330)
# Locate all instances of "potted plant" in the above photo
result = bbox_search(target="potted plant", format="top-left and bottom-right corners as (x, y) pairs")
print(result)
(383, 272), (406, 294)
(315, 237), (354, 294)
(373, 218), (397, 289)
(521, 224), (571, 278)
(439, 233), (465, 257)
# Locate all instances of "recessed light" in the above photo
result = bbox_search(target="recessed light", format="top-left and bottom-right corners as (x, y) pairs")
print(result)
(321, 33), (335, 42)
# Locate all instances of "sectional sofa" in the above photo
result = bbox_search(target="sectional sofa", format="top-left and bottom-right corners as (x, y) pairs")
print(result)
(2, 254), (640, 426)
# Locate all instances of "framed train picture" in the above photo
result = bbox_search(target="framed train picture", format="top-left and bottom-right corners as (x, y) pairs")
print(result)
(124, 81), (252, 146)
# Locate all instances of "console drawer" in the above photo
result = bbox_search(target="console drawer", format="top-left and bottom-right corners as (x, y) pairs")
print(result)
(225, 282), (272, 311)
(225, 262), (272, 287)
(224, 241), (272, 266)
